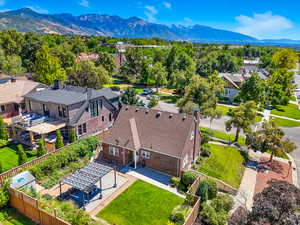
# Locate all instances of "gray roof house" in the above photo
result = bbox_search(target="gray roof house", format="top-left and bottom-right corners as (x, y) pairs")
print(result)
(11, 81), (120, 147)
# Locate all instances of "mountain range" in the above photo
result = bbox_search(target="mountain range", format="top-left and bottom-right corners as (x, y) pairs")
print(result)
(0, 8), (300, 46)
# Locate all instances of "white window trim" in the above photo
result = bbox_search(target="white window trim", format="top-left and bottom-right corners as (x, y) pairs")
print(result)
(109, 146), (119, 156)
(141, 150), (151, 159)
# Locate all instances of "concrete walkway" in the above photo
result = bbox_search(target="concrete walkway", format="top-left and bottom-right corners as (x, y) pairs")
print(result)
(121, 166), (185, 198)
(233, 167), (257, 210)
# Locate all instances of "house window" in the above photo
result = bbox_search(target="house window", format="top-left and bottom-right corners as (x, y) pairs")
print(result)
(0, 105), (5, 112)
(62, 107), (67, 118)
(109, 113), (112, 122)
(90, 100), (99, 117)
(109, 146), (119, 156)
(42, 104), (50, 116)
(28, 100), (32, 111)
(224, 89), (231, 96)
(58, 106), (62, 117)
(77, 123), (87, 136)
(99, 99), (103, 109)
(182, 154), (188, 167)
(102, 116), (105, 122)
(141, 150), (151, 159)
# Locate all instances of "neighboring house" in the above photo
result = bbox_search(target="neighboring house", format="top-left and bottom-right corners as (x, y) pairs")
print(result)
(0, 76), (44, 123)
(76, 53), (99, 63)
(11, 80), (120, 148)
(219, 73), (245, 100)
(101, 105), (201, 176)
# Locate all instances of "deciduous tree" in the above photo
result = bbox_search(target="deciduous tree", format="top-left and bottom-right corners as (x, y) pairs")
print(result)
(96, 52), (116, 76)
(226, 101), (257, 143)
(147, 61), (168, 92)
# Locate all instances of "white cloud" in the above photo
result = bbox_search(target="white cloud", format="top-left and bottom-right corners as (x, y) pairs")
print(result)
(0, 0), (5, 6)
(26, 6), (49, 14)
(0, 8), (10, 12)
(145, 5), (158, 22)
(234, 11), (293, 39)
(163, 2), (172, 10)
(78, 0), (89, 8)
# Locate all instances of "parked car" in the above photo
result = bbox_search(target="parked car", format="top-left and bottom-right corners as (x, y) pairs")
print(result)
(295, 88), (300, 92)
(141, 88), (154, 96)
(297, 95), (300, 99)
(110, 86), (121, 91)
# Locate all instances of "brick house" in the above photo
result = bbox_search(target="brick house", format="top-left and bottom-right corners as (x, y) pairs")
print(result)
(11, 81), (120, 147)
(0, 76), (44, 122)
(102, 105), (201, 176)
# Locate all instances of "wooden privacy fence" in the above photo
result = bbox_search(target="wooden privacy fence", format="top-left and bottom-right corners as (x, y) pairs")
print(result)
(183, 176), (201, 225)
(9, 187), (70, 225)
(0, 145), (67, 184)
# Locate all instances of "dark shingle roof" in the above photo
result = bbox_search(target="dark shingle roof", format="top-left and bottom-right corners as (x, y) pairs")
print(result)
(25, 85), (119, 105)
(104, 105), (197, 158)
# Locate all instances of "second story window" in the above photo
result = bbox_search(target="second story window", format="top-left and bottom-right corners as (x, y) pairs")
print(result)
(109, 113), (112, 122)
(62, 107), (67, 118)
(58, 106), (62, 117)
(90, 100), (99, 117)
(0, 105), (5, 112)
(43, 104), (50, 117)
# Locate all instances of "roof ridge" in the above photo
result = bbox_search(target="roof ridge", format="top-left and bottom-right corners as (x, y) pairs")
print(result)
(129, 117), (141, 150)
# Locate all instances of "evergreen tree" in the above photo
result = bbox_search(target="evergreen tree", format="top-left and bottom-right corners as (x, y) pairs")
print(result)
(55, 129), (64, 149)
(37, 137), (46, 157)
(121, 87), (140, 105)
(69, 128), (77, 143)
(0, 116), (8, 141)
(17, 144), (28, 165)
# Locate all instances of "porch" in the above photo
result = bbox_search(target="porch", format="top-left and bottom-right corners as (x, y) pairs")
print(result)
(10, 112), (66, 150)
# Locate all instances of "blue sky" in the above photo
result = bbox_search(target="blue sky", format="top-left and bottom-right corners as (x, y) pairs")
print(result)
(2, 0), (300, 39)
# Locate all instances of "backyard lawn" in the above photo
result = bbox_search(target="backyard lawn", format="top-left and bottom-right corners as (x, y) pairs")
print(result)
(97, 180), (184, 225)
(200, 127), (246, 146)
(198, 144), (246, 188)
(0, 144), (36, 172)
(0, 207), (36, 225)
(271, 104), (300, 120)
(271, 116), (300, 127)
(216, 104), (233, 116)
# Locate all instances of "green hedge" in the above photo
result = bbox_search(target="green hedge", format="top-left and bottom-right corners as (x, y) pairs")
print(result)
(29, 136), (99, 180)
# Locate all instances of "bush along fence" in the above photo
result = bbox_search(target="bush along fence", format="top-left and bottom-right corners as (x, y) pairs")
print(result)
(183, 176), (201, 225)
(9, 187), (71, 225)
(0, 136), (100, 184)
(192, 170), (238, 195)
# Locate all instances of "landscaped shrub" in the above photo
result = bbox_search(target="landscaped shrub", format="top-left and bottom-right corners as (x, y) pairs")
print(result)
(36, 137), (46, 157)
(0, 181), (9, 209)
(69, 129), (77, 143)
(29, 136), (99, 180)
(55, 130), (64, 149)
(170, 177), (181, 187)
(200, 203), (228, 225)
(17, 144), (28, 165)
(196, 156), (204, 165)
(0, 116), (8, 142)
(181, 170), (198, 187)
(197, 178), (218, 201)
(211, 194), (234, 213)
(170, 212), (184, 224)
(201, 144), (211, 157)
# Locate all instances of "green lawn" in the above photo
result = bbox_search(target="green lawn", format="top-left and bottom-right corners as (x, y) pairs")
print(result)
(0, 144), (36, 172)
(271, 116), (300, 127)
(97, 180), (184, 225)
(216, 105), (233, 116)
(200, 127), (246, 146)
(271, 104), (300, 120)
(198, 144), (246, 188)
(155, 92), (179, 104)
(0, 207), (36, 225)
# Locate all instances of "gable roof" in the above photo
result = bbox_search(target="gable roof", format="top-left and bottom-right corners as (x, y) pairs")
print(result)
(25, 84), (119, 106)
(219, 73), (244, 89)
(104, 105), (197, 158)
(0, 77), (44, 104)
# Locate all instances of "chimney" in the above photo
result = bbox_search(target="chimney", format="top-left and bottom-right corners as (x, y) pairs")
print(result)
(10, 77), (16, 83)
(52, 80), (61, 90)
(156, 111), (161, 118)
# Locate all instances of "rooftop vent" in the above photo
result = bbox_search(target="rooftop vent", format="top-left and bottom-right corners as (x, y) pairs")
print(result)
(52, 80), (61, 90)
(145, 110), (149, 114)
(156, 111), (161, 118)
(125, 107), (128, 111)
(169, 114), (173, 118)
(182, 115), (186, 121)
(135, 108), (139, 112)
(10, 77), (16, 83)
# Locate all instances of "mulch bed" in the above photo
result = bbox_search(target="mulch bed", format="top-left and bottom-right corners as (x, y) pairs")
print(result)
(254, 157), (293, 195)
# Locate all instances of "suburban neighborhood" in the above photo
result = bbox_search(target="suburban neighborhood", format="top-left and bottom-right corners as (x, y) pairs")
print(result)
(0, 3), (300, 225)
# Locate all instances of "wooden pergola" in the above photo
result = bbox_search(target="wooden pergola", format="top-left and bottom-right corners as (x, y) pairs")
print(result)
(59, 162), (117, 208)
